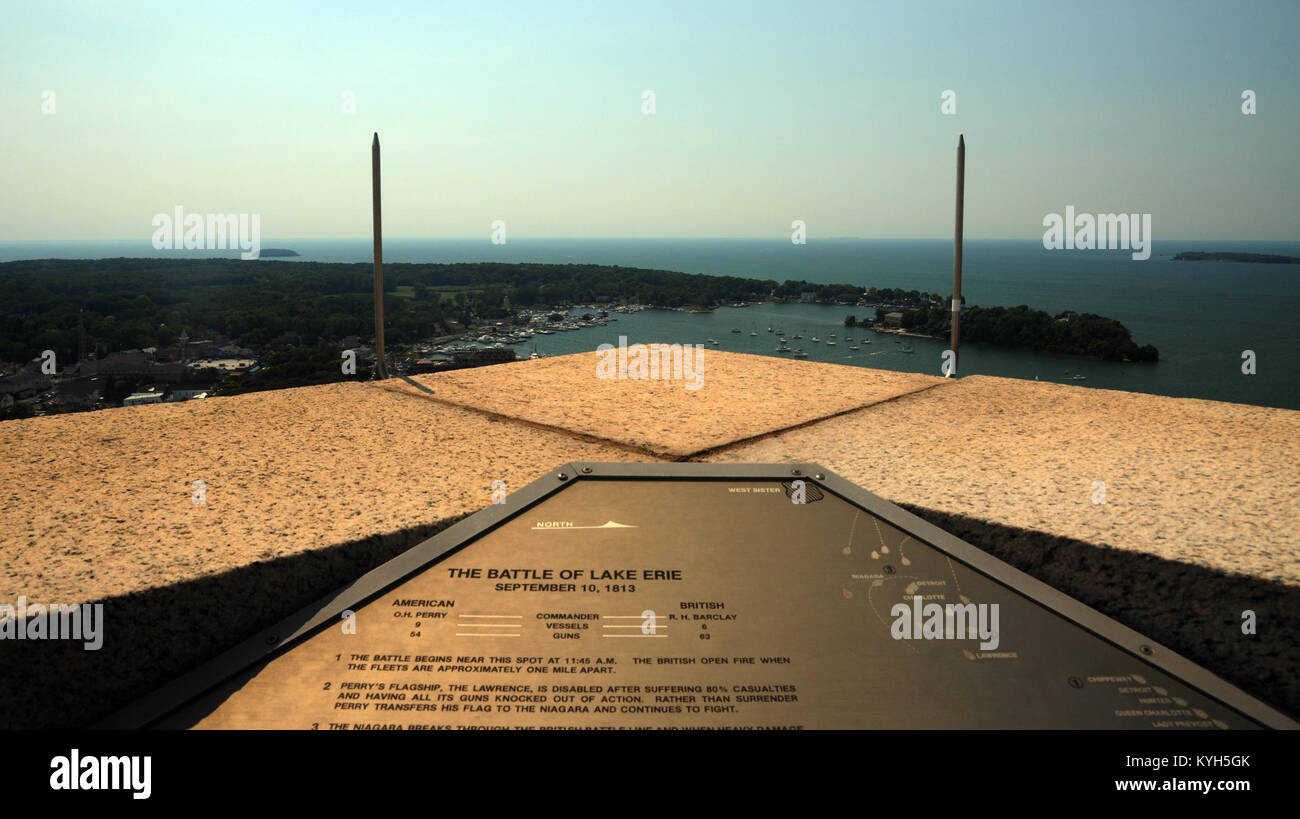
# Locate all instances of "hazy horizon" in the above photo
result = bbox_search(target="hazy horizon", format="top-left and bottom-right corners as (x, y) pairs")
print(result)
(4, 236), (1298, 244)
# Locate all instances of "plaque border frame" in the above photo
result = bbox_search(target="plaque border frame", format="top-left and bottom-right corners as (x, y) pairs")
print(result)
(97, 461), (1299, 729)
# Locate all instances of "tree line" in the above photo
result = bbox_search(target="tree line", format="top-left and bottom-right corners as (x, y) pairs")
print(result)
(845, 303), (1158, 361)
(0, 258), (1157, 372)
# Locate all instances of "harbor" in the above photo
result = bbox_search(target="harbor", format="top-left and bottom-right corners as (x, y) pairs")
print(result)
(380, 297), (1175, 391)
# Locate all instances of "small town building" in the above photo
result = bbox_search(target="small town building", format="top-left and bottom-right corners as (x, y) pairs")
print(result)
(0, 370), (51, 399)
(123, 391), (165, 406)
(55, 378), (102, 409)
(169, 387), (212, 402)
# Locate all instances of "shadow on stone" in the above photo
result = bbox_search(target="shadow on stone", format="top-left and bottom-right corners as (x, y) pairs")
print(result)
(902, 503), (1300, 719)
(4, 505), (1294, 728)
(0, 513), (469, 730)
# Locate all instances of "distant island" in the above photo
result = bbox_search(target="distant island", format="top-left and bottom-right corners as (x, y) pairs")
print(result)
(1173, 251), (1299, 264)
(256, 248), (300, 257)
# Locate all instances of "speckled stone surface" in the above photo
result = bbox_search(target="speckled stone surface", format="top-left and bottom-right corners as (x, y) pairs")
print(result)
(0, 380), (649, 729)
(393, 350), (947, 458)
(705, 375), (1300, 588)
(705, 374), (1300, 714)
(1, 361), (1296, 726)
(0, 379), (640, 607)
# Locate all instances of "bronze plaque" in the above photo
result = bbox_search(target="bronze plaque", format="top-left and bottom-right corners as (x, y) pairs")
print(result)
(129, 465), (1293, 730)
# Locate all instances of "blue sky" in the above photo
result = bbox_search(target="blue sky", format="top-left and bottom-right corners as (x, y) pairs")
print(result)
(1, 0), (1296, 240)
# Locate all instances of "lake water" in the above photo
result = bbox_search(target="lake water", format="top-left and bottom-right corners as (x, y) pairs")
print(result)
(2, 238), (1296, 410)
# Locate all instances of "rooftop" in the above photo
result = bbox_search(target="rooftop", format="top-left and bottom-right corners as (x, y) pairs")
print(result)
(1, 351), (1296, 727)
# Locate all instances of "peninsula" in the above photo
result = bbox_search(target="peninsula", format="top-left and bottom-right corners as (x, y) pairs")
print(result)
(1172, 251), (1299, 264)
(0, 259), (1158, 418)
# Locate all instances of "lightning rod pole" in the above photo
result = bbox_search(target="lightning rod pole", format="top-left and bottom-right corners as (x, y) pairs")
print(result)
(372, 132), (388, 379)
